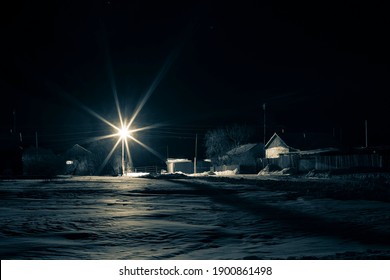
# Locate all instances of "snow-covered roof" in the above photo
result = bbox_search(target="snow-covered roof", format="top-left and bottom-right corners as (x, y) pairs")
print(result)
(264, 133), (289, 149)
(265, 132), (340, 151)
(166, 158), (192, 163)
(226, 143), (259, 156)
(65, 144), (91, 155)
(282, 147), (339, 155)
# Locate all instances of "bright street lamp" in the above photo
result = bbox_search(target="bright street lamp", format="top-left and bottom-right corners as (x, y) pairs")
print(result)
(118, 125), (131, 175)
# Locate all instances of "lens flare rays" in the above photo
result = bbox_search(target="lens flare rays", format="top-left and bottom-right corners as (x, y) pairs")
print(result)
(55, 81), (165, 175)
(52, 42), (179, 175)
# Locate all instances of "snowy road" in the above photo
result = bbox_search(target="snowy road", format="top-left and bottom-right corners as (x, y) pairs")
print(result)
(0, 176), (389, 259)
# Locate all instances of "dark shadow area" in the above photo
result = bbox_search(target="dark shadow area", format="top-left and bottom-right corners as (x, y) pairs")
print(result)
(161, 178), (390, 246)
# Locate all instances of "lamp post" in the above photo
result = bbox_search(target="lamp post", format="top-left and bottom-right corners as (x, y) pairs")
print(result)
(121, 137), (125, 175)
(119, 126), (130, 176)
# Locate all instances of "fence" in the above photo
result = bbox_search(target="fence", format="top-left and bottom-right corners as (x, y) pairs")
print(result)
(264, 153), (385, 172)
(212, 164), (239, 172)
(315, 154), (383, 171)
(133, 166), (164, 174)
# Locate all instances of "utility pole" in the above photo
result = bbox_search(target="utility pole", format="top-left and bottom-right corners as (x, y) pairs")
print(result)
(121, 138), (125, 175)
(262, 103), (267, 165)
(12, 108), (16, 134)
(194, 133), (198, 174)
(35, 131), (39, 157)
(365, 119), (368, 148)
(263, 103), (266, 145)
(35, 131), (39, 150)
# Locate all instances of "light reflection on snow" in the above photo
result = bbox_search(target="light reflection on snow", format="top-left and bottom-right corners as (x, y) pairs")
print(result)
(0, 177), (389, 259)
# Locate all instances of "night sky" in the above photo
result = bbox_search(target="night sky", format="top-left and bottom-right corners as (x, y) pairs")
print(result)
(1, 1), (390, 165)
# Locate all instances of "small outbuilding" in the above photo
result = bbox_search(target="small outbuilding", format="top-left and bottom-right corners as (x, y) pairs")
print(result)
(166, 158), (193, 174)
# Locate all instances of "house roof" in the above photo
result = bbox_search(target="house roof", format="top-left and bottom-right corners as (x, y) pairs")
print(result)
(286, 147), (339, 155)
(166, 158), (192, 163)
(226, 143), (263, 156)
(264, 133), (289, 149)
(64, 144), (91, 156)
(265, 132), (340, 151)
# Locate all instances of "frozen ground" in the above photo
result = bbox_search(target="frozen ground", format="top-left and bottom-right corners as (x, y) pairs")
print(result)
(0, 175), (389, 259)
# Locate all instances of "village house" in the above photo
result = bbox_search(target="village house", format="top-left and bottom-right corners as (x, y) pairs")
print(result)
(265, 132), (339, 158)
(63, 144), (94, 175)
(264, 132), (340, 172)
(264, 132), (386, 172)
(214, 143), (264, 174)
(22, 147), (62, 176)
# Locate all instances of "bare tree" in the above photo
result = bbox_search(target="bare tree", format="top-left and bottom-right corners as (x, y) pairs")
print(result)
(205, 124), (254, 165)
(205, 128), (231, 164)
(225, 124), (252, 148)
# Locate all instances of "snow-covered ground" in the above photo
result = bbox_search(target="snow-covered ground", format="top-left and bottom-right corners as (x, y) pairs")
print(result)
(0, 175), (389, 259)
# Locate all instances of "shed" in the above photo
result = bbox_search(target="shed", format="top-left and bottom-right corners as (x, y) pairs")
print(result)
(166, 158), (193, 174)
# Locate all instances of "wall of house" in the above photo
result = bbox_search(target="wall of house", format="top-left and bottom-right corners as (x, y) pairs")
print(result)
(168, 161), (193, 174)
(212, 164), (239, 172)
(266, 147), (290, 158)
(22, 148), (63, 176)
(65, 159), (94, 175)
(167, 162), (176, 173)
(196, 161), (212, 173)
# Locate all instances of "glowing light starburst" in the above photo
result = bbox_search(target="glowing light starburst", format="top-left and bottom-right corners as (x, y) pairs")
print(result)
(53, 75), (167, 175)
(90, 50), (178, 175)
(85, 101), (166, 176)
(84, 106), (164, 176)
(52, 42), (179, 175)
(118, 125), (131, 140)
(81, 59), (172, 175)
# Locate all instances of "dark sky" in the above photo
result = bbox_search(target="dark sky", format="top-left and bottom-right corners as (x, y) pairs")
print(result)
(1, 0), (390, 164)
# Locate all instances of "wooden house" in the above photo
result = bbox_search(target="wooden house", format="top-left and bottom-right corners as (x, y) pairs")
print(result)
(22, 147), (63, 176)
(264, 132), (387, 172)
(264, 132), (339, 159)
(215, 143), (264, 173)
(264, 132), (340, 171)
(63, 144), (94, 175)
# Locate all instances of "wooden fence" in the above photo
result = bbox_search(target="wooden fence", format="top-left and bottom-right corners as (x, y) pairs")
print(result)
(133, 165), (164, 173)
(264, 153), (385, 172)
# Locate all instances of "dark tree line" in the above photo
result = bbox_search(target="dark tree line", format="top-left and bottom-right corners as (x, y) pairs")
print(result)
(204, 124), (255, 165)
